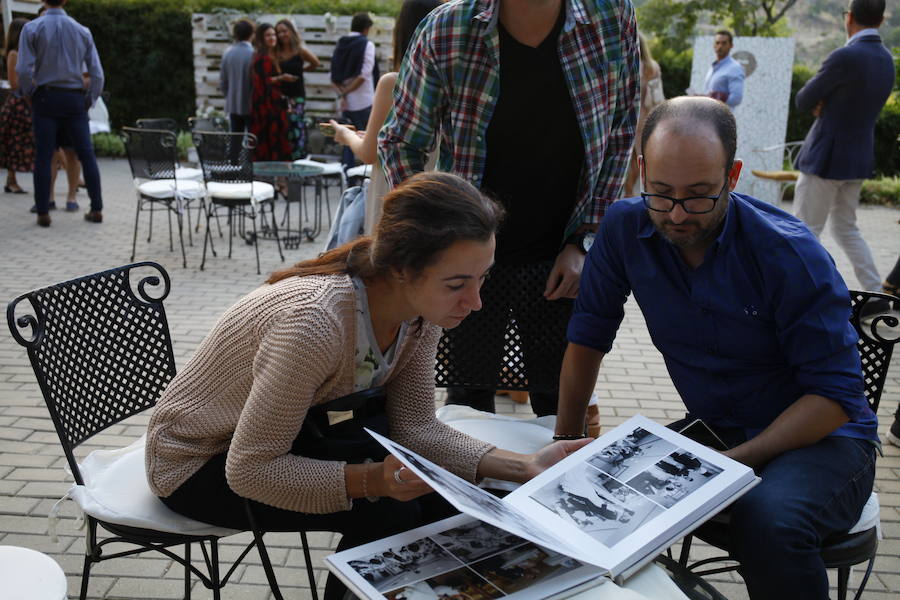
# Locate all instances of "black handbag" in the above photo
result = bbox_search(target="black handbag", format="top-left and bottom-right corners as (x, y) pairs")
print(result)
(290, 387), (389, 464)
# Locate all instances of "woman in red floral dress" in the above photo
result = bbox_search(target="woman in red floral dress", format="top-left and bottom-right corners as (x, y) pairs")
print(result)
(249, 23), (291, 162)
(0, 18), (35, 194)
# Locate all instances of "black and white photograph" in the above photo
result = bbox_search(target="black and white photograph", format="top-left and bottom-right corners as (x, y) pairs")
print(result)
(626, 451), (724, 508)
(386, 441), (565, 550)
(384, 565), (504, 600)
(349, 537), (463, 593)
(469, 544), (583, 595)
(431, 521), (527, 563)
(530, 463), (665, 547)
(586, 427), (678, 480)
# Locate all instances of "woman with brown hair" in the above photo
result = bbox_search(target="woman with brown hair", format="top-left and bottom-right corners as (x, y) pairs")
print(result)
(329, 0), (441, 233)
(249, 22), (291, 161)
(146, 171), (589, 600)
(0, 18), (35, 195)
(275, 18), (320, 159)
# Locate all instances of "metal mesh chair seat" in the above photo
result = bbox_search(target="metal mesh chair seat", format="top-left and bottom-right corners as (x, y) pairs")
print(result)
(6, 262), (318, 600)
(676, 290), (899, 600)
(194, 131), (285, 275)
(435, 261), (573, 393)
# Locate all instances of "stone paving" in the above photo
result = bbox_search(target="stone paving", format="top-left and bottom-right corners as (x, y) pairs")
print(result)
(0, 159), (898, 599)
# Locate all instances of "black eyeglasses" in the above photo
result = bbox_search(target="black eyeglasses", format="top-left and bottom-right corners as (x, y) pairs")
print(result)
(640, 180), (730, 214)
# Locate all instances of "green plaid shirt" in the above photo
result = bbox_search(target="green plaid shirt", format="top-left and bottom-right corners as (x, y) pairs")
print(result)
(378, 0), (639, 237)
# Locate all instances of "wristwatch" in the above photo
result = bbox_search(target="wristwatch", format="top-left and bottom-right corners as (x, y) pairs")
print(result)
(566, 230), (595, 254)
(553, 434), (587, 441)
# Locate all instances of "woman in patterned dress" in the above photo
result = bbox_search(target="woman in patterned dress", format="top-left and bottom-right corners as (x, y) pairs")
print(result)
(275, 19), (320, 160)
(249, 23), (291, 161)
(0, 18), (35, 194)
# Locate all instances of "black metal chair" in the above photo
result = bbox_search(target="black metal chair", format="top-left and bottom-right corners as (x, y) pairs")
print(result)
(675, 290), (899, 600)
(136, 117), (178, 133)
(6, 262), (319, 600)
(122, 127), (207, 267)
(193, 131), (284, 275)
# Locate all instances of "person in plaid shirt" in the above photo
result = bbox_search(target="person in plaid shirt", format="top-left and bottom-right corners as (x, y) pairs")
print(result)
(378, 0), (639, 418)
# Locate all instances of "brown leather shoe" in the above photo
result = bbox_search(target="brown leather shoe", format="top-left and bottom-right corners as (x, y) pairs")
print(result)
(84, 211), (103, 223)
(36, 214), (51, 227)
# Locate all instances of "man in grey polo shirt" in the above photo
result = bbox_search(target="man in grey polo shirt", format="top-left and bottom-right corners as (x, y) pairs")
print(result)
(220, 19), (254, 132)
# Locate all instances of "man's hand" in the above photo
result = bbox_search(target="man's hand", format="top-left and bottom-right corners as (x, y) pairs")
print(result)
(812, 100), (824, 118)
(544, 244), (585, 300)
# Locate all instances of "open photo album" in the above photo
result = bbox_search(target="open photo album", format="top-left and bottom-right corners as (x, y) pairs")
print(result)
(326, 415), (760, 600)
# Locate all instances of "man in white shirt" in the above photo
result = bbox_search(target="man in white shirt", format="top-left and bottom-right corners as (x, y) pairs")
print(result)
(331, 12), (377, 170)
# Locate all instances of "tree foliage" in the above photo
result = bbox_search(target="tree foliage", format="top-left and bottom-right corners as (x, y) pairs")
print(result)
(638, 0), (799, 52)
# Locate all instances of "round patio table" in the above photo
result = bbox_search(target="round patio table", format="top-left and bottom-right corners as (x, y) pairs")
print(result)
(253, 161), (326, 247)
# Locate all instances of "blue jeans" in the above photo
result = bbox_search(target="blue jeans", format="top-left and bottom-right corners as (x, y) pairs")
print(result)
(728, 436), (875, 599)
(32, 88), (102, 215)
(341, 106), (371, 170)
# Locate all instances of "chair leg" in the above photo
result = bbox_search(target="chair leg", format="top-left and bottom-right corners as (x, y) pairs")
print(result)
(837, 566), (849, 600)
(79, 519), (99, 600)
(201, 205), (213, 271)
(184, 542), (192, 599)
(148, 201), (154, 242)
(131, 197), (142, 261)
(268, 201), (285, 263)
(250, 209), (261, 275)
(210, 539), (221, 600)
(185, 200), (194, 247)
(678, 534), (693, 567)
(227, 207), (235, 259)
(243, 500), (285, 600)
(175, 209), (188, 269)
(301, 530), (319, 600)
(167, 206), (174, 252)
(852, 557), (876, 600)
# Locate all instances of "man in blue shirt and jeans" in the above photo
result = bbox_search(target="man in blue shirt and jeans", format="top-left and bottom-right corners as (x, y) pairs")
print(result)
(555, 96), (877, 599)
(17, 0), (104, 227)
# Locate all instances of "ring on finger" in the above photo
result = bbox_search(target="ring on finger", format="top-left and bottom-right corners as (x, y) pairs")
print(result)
(393, 466), (407, 485)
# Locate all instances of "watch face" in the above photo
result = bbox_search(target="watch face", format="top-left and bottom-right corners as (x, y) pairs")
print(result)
(582, 232), (595, 253)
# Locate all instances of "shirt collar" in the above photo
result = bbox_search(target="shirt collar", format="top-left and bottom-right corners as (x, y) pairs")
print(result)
(45, 7), (66, 15)
(474, 0), (587, 32)
(711, 55), (733, 68)
(347, 31), (362, 37)
(846, 28), (879, 45)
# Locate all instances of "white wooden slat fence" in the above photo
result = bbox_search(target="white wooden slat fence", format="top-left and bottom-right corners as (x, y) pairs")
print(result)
(192, 12), (395, 119)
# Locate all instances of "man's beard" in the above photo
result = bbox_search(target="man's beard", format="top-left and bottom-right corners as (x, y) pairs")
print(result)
(652, 210), (725, 250)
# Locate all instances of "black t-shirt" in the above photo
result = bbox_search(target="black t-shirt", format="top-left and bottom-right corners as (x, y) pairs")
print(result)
(481, 7), (584, 264)
(279, 54), (306, 99)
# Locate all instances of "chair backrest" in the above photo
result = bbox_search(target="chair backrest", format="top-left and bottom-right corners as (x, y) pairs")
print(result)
(783, 141), (804, 170)
(121, 127), (178, 180)
(136, 118), (178, 133)
(188, 116), (228, 132)
(6, 263), (177, 484)
(849, 290), (899, 412)
(193, 130), (255, 184)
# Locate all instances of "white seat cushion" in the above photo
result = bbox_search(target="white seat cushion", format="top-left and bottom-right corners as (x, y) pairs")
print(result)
(56, 435), (239, 538)
(293, 158), (345, 177)
(207, 181), (275, 205)
(175, 166), (204, 182)
(847, 492), (881, 536)
(345, 164), (372, 179)
(136, 178), (205, 200)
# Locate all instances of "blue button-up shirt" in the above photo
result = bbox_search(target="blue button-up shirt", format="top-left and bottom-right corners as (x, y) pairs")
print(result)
(704, 55), (744, 109)
(569, 193), (877, 441)
(16, 8), (104, 105)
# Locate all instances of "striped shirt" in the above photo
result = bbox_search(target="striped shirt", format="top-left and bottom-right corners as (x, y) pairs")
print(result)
(378, 0), (639, 236)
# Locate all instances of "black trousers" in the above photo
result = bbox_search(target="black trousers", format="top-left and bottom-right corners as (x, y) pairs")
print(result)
(162, 451), (455, 600)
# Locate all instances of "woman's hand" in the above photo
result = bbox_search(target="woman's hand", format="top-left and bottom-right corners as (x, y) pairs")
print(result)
(525, 438), (593, 481)
(330, 119), (359, 146)
(281, 73), (299, 83)
(374, 454), (433, 501)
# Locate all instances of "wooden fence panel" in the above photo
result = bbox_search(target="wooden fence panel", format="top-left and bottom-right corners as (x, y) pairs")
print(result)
(192, 12), (395, 119)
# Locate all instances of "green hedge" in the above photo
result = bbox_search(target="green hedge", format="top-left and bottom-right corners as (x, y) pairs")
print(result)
(654, 47), (899, 177)
(63, 0), (402, 129)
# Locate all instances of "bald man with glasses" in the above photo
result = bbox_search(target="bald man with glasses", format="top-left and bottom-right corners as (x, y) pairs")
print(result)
(556, 97), (877, 600)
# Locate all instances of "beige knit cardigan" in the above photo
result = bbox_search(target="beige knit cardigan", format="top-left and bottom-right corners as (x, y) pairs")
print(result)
(146, 274), (494, 514)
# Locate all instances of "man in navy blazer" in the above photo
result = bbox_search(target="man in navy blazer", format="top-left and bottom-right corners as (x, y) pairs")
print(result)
(793, 0), (894, 294)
